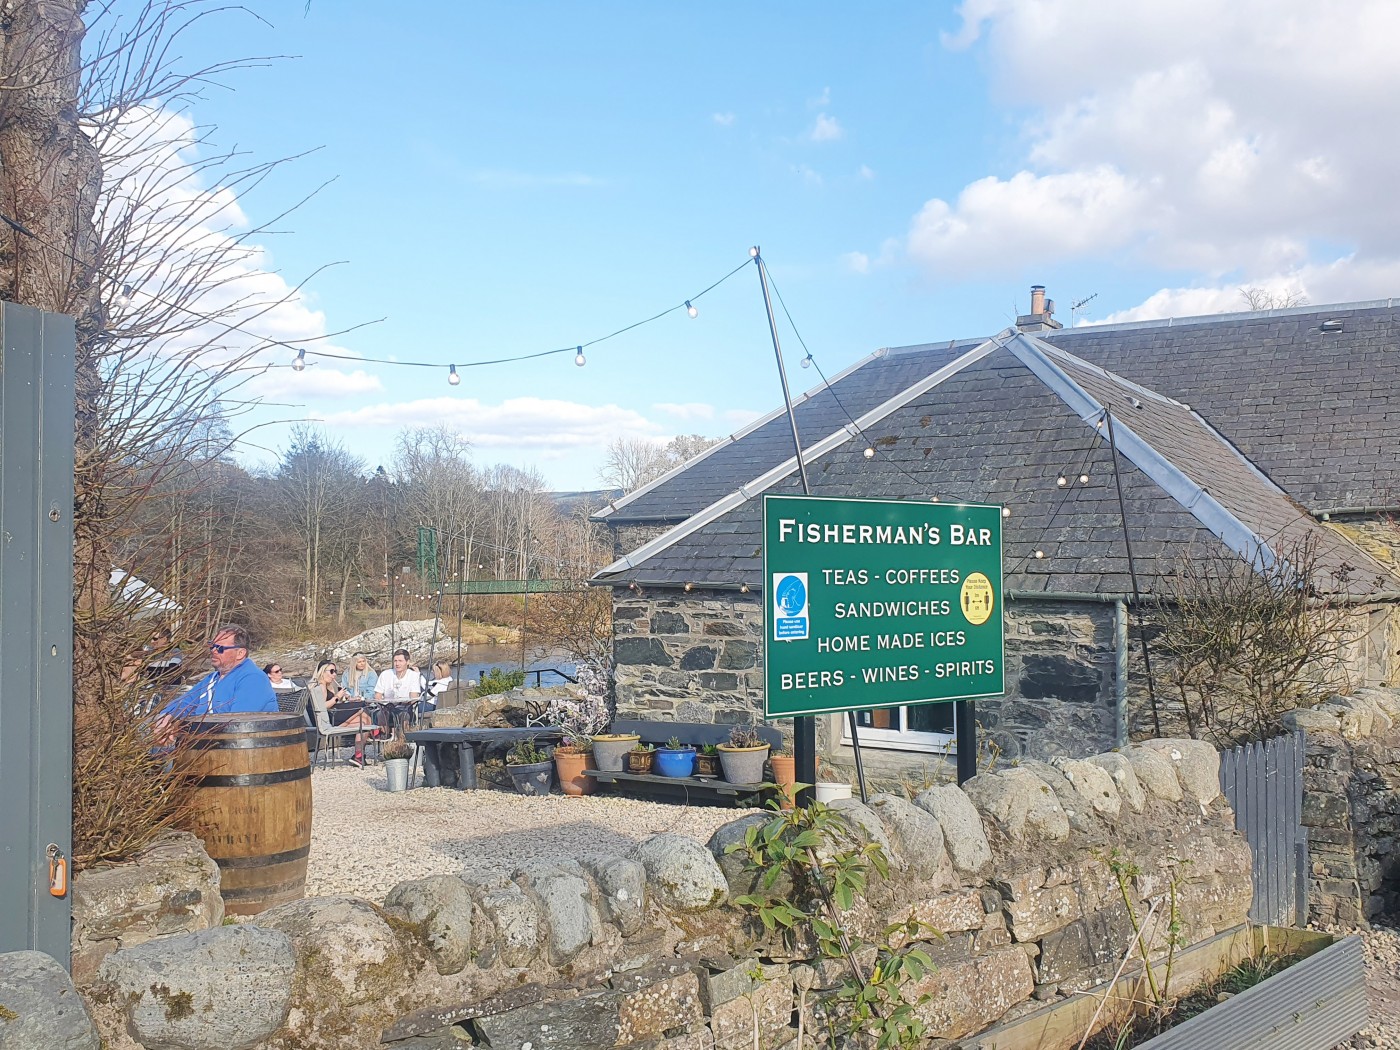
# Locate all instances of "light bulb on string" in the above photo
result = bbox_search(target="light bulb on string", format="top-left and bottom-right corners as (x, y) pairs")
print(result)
(1002, 507), (1011, 518)
(115, 284), (133, 309)
(575, 346), (586, 366)
(448, 365), (460, 386)
(749, 246), (759, 258)
(1034, 550), (1045, 560)
(1079, 474), (1089, 484)
(685, 300), (698, 319)
(800, 354), (813, 369)
(291, 349), (306, 372)
(863, 447), (875, 459)
(1057, 475), (1068, 487)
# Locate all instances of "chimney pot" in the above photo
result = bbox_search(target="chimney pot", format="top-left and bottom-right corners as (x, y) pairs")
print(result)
(1030, 285), (1046, 315)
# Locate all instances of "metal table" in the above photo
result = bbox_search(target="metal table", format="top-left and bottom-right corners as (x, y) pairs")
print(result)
(405, 727), (563, 789)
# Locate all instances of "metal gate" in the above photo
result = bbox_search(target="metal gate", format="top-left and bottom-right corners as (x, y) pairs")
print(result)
(1218, 730), (1308, 927)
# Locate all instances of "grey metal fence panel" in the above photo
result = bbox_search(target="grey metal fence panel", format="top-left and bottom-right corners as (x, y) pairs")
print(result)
(1219, 730), (1307, 927)
(0, 303), (76, 964)
(1134, 935), (1367, 1050)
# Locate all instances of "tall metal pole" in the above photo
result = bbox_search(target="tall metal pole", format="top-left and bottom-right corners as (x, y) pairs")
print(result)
(1104, 411), (1161, 736)
(456, 554), (466, 669)
(753, 247), (818, 805)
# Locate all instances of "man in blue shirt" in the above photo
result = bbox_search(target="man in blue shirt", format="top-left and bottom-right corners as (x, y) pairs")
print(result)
(160, 624), (278, 724)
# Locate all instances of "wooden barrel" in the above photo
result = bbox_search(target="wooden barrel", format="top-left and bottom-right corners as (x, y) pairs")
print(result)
(180, 713), (312, 916)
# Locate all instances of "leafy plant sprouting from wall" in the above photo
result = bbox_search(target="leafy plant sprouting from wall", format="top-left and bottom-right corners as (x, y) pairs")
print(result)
(726, 797), (937, 1048)
(1152, 534), (1358, 747)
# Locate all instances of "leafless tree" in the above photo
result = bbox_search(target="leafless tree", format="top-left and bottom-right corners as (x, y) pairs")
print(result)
(599, 433), (718, 493)
(1239, 286), (1309, 311)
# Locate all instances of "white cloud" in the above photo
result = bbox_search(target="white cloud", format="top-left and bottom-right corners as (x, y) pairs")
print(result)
(843, 251), (870, 274)
(810, 113), (844, 143)
(94, 105), (358, 377)
(917, 1), (1400, 284)
(793, 164), (824, 186)
(1098, 255), (1400, 325)
(724, 408), (762, 428)
(908, 167), (1149, 273)
(712, 112), (736, 126)
(319, 396), (662, 451)
(653, 401), (715, 421)
(858, 164), (875, 180)
(810, 87), (832, 107)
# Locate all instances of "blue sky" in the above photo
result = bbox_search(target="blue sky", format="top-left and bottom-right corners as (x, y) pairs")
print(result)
(103, 1), (1400, 488)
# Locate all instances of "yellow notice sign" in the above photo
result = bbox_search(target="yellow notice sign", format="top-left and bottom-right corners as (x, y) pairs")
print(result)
(959, 572), (995, 626)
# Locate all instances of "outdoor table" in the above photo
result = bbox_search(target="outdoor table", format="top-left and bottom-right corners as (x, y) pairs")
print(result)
(406, 726), (563, 789)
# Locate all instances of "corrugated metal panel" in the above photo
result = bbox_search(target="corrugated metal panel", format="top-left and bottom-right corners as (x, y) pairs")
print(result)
(1136, 936), (1368, 1050)
(1219, 731), (1307, 926)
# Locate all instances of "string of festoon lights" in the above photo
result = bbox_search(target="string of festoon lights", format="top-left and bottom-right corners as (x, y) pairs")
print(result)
(286, 254), (754, 381)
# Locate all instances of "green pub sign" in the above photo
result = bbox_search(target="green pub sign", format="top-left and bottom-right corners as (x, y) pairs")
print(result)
(762, 495), (1005, 719)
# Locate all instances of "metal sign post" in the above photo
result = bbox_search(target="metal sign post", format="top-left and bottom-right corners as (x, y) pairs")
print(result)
(0, 303), (76, 965)
(762, 495), (1004, 788)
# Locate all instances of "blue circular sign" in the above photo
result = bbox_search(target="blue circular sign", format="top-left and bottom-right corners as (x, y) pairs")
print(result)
(776, 574), (806, 615)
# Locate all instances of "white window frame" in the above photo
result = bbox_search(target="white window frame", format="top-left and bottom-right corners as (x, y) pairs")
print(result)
(840, 706), (956, 754)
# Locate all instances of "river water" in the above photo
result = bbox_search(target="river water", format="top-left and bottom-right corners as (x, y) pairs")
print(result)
(440, 644), (576, 689)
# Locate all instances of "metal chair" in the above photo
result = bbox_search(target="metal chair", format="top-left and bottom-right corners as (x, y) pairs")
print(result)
(307, 689), (368, 768)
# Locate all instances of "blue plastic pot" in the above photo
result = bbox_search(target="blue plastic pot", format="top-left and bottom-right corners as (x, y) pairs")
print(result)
(654, 747), (696, 778)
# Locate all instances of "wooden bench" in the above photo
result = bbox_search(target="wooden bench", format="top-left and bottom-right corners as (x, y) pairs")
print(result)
(585, 719), (784, 806)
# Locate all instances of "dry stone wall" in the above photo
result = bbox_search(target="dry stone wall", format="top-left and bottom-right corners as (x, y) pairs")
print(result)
(49, 738), (1252, 1050)
(1283, 687), (1400, 926)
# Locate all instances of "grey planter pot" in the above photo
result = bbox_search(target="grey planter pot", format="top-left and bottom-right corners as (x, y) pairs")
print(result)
(384, 758), (409, 792)
(507, 760), (554, 796)
(591, 734), (640, 772)
(718, 745), (769, 785)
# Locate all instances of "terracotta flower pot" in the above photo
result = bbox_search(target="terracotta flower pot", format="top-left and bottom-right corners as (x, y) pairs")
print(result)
(553, 746), (595, 796)
(769, 753), (796, 809)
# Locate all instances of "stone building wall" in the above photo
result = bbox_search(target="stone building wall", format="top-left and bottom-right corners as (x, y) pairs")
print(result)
(613, 587), (1124, 770)
(66, 739), (1249, 1050)
(1284, 688), (1400, 926)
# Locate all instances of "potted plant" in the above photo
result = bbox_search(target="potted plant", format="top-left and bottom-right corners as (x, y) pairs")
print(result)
(553, 737), (596, 796)
(381, 736), (413, 792)
(625, 741), (656, 774)
(591, 730), (641, 772)
(505, 738), (554, 796)
(543, 681), (610, 796)
(718, 723), (770, 785)
(655, 735), (696, 778)
(695, 743), (722, 778)
(768, 748), (797, 809)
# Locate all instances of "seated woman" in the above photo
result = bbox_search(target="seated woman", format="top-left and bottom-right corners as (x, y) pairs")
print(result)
(419, 660), (453, 719)
(263, 662), (300, 692)
(311, 660), (376, 768)
(340, 653), (377, 700)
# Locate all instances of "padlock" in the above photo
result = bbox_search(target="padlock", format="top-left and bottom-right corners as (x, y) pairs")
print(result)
(46, 844), (67, 898)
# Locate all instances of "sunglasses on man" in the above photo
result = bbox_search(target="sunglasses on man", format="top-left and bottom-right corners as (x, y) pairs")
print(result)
(208, 642), (244, 654)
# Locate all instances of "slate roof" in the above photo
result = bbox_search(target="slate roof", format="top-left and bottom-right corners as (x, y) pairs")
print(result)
(598, 299), (1400, 527)
(592, 332), (1397, 597)
(594, 340), (977, 525)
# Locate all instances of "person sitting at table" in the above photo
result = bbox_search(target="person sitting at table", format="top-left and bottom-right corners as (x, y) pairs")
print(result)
(155, 625), (276, 740)
(311, 659), (375, 768)
(263, 662), (300, 692)
(374, 648), (423, 728)
(340, 652), (377, 700)
(419, 660), (453, 720)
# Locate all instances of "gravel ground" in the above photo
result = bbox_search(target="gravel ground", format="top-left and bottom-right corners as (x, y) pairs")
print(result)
(1334, 925), (1400, 1050)
(306, 765), (760, 902)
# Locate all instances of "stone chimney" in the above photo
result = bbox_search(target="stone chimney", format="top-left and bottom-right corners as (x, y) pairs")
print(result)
(1016, 284), (1062, 332)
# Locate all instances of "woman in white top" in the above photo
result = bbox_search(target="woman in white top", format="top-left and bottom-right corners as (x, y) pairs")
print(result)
(419, 660), (453, 718)
(263, 663), (300, 692)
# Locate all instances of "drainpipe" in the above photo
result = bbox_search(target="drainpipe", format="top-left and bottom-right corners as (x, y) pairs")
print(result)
(1114, 599), (1129, 747)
